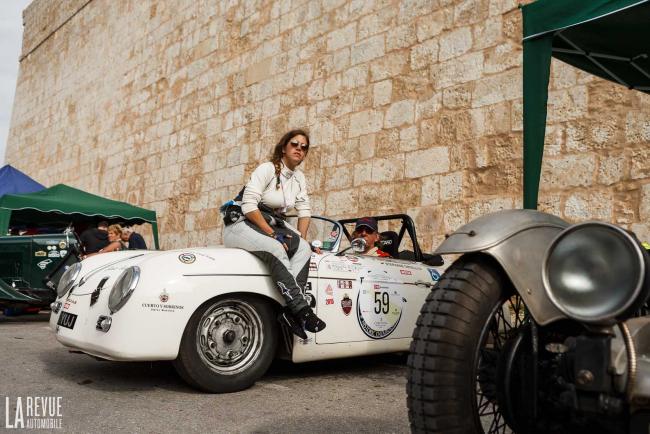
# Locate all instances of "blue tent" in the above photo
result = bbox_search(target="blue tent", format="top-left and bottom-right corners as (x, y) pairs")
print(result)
(0, 165), (45, 197)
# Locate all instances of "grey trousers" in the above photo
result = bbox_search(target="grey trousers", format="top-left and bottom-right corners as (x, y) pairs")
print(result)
(223, 219), (311, 314)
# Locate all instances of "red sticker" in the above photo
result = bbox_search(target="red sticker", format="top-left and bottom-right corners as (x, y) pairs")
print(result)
(341, 294), (352, 316)
(400, 269), (412, 275)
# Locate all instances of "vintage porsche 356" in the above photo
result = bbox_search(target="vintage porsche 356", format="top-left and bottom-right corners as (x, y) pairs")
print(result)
(49, 214), (445, 393)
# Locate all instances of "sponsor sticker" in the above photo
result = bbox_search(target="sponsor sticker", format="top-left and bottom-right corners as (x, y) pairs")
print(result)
(159, 289), (169, 303)
(357, 288), (403, 339)
(36, 259), (52, 270)
(337, 279), (353, 289)
(58, 241), (67, 249)
(34, 251), (46, 257)
(59, 250), (68, 257)
(341, 294), (352, 316)
(48, 251), (60, 258)
(178, 253), (196, 264)
(428, 268), (441, 281)
(141, 302), (184, 313)
(325, 299), (334, 305)
(399, 269), (412, 275)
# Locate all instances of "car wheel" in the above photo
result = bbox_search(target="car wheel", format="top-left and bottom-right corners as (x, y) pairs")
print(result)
(407, 255), (527, 433)
(173, 294), (278, 393)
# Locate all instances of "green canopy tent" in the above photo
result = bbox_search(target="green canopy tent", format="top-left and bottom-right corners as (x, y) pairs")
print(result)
(0, 184), (159, 249)
(521, 0), (650, 209)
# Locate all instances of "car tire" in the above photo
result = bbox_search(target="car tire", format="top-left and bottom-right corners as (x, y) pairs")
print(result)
(407, 255), (523, 434)
(173, 294), (278, 393)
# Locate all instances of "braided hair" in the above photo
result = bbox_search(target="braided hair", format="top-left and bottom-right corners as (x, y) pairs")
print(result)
(270, 129), (310, 189)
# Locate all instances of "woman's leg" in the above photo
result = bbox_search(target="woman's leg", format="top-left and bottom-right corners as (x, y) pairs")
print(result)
(223, 221), (308, 315)
(290, 238), (312, 291)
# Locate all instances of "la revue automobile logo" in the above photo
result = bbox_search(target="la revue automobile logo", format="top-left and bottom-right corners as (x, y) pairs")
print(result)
(3, 396), (63, 429)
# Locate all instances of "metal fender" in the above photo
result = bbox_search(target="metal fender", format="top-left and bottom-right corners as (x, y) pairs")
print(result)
(434, 209), (570, 325)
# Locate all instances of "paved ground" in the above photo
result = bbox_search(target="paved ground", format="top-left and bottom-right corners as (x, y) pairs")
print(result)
(0, 313), (410, 433)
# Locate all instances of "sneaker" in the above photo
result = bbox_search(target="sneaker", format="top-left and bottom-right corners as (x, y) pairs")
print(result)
(298, 307), (326, 333)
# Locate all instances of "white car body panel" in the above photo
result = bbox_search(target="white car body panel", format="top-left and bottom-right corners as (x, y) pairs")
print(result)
(51, 241), (445, 364)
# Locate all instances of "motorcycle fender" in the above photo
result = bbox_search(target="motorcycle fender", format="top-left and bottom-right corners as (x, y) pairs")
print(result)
(435, 209), (569, 325)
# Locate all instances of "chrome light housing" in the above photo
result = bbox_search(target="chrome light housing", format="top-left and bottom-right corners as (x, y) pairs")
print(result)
(108, 266), (140, 313)
(542, 222), (650, 324)
(57, 262), (82, 298)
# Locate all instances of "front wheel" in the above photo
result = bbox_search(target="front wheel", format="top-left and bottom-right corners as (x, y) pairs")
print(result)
(407, 255), (527, 433)
(173, 295), (278, 393)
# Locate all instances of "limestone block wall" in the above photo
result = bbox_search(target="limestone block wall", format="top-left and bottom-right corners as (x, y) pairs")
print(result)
(7, 0), (650, 250)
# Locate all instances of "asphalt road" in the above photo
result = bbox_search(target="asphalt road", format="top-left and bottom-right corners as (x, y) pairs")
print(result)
(0, 313), (410, 433)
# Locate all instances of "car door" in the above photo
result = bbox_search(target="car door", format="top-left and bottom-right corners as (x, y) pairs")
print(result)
(314, 253), (434, 344)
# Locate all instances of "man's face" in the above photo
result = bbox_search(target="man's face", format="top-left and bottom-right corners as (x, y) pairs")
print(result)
(121, 231), (130, 242)
(352, 226), (379, 253)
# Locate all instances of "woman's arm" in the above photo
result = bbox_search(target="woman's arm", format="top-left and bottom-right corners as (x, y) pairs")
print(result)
(101, 241), (122, 253)
(297, 217), (310, 239)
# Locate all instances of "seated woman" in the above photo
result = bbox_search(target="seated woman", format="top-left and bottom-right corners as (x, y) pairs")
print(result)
(84, 224), (125, 258)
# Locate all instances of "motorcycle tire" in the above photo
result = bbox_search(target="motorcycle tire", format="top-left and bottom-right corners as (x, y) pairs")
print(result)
(407, 254), (515, 434)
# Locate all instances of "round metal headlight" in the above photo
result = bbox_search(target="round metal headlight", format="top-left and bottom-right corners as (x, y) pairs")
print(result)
(108, 266), (140, 313)
(542, 222), (650, 324)
(57, 262), (82, 298)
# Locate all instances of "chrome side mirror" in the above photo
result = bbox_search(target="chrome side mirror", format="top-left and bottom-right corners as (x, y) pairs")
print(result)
(351, 238), (367, 253)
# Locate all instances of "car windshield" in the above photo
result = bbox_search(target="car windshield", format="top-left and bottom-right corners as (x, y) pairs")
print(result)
(285, 216), (343, 252)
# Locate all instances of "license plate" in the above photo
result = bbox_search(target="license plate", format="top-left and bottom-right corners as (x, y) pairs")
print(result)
(57, 311), (78, 330)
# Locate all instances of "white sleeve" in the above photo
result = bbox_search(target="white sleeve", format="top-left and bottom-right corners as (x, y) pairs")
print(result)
(294, 172), (312, 218)
(241, 163), (274, 215)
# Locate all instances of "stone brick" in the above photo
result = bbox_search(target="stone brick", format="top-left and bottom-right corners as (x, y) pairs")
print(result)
(405, 148), (450, 178)
(432, 51), (484, 89)
(440, 171), (463, 201)
(416, 11), (444, 42)
(472, 67), (519, 107)
(373, 80), (392, 107)
(439, 27), (472, 61)
(547, 86), (588, 123)
(625, 112), (650, 143)
(420, 175), (440, 205)
(564, 192), (613, 221)
(384, 100), (415, 128)
(641, 184), (650, 221)
(351, 34), (386, 65)
(370, 51), (409, 81)
(349, 110), (384, 137)
(541, 154), (596, 190)
(327, 23), (356, 51)
(410, 38), (439, 71)
(597, 153), (626, 186)
(386, 24), (417, 52)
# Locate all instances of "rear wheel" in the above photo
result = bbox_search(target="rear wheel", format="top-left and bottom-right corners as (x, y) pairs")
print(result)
(173, 295), (278, 393)
(407, 255), (527, 433)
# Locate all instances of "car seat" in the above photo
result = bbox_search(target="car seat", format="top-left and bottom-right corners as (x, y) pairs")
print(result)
(379, 231), (399, 258)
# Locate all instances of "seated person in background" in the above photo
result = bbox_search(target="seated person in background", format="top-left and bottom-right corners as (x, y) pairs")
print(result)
(352, 217), (391, 257)
(84, 224), (125, 258)
(120, 226), (148, 250)
(80, 221), (109, 255)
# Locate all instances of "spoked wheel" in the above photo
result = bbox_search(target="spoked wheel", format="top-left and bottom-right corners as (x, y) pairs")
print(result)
(475, 295), (528, 433)
(174, 295), (277, 393)
(407, 255), (530, 434)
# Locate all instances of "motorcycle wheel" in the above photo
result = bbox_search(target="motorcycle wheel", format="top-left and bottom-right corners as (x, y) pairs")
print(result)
(407, 255), (527, 433)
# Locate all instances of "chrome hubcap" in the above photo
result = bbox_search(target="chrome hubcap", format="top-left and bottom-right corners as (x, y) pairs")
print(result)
(197, 300), (263, 375)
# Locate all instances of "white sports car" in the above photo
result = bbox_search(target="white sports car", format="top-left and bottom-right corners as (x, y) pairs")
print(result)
(50, 214), (445, 393)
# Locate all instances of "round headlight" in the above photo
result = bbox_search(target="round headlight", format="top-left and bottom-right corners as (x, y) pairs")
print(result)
(542, 222), (650, 324)
(57, 262), (82, 298)
(108, 266), (140, 313)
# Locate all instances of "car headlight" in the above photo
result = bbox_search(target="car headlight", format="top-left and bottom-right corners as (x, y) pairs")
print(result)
(57, 262), (82, 298)
(542, 222), (650, 324)
(108, 266), (140, 313)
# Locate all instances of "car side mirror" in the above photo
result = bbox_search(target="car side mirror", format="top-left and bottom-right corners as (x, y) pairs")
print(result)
(351, 238), (367, 253)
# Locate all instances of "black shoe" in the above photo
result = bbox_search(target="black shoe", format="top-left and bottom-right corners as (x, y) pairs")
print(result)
(298, 307), (326, 333)
(278, 309), (307, 340)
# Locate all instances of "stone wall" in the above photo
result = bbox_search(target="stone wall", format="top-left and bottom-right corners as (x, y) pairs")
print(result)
(7, 0), (650, 250)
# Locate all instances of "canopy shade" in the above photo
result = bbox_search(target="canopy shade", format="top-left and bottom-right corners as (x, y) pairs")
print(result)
(0, 164), (45, 196)
(521, 0), (650, 209)
(0, 184), (159, 248)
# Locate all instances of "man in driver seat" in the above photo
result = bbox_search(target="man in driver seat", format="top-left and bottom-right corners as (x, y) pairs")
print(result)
(352, 217), (391, 257)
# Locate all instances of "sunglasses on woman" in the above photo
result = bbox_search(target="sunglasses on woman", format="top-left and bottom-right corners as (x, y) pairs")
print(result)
(289, 140), (309, 151)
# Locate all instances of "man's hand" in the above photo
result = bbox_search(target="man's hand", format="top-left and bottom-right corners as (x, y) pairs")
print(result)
(273, 233), (292, 251)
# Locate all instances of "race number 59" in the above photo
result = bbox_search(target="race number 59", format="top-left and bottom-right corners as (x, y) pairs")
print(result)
(374, 291), (390, 314)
